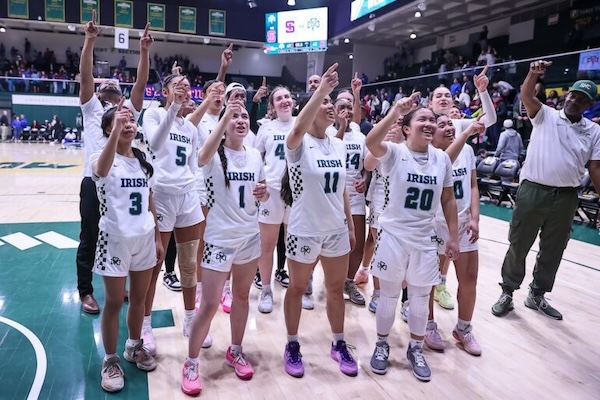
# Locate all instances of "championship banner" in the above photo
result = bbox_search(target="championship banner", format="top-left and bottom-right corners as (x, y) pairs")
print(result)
(80, 0), (99, 24)
(179, 6), (197, 34)
(8, 0), (29, 19)
(147, 3), (166, 31)
(115, 0), (133, 28)
(45, 0), (65, 22)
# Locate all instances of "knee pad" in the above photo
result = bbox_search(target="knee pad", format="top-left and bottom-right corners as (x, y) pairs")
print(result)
(407, 285), (431, 336)
(177, 240), (199, 288)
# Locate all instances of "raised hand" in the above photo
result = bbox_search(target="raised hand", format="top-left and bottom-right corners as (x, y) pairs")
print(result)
(172, 77), (188, 104)
(225, 99), (245, 118)
(393, 91), (420, 116)
(474, 65), (489, 93)
(317, 63), (339, 95)
(112, 97), (129, 132)
(171, 61), (182, 76)
(351, 72), (362, 93)
(85, 9), (99, 38)
(140, 23), (154, 50)
(463, 113), (486, 137)
(253, 77), (268, 103)
(221, 44), (234, 67)
(337, 108), (349, 132)
(529, 60), (552, 75)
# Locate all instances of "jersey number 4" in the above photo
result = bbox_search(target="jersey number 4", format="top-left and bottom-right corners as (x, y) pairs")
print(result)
(129, 192), (142, 215)
(346, 153), (360, 170)
(404, 187), (434, 211)
(275, 143), (285, 160)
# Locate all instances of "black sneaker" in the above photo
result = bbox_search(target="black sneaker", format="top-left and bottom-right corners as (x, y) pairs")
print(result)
(275, 269), (290, 288)
(406, 343), (431, 382)
(254, 271), (263, 290)
(491, 292), (514, 317)
(524, 292), (563, 320)
(162, 271), (182, 292)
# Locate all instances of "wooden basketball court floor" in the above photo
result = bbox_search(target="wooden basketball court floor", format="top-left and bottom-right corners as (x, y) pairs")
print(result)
(0, 142), (599, 400)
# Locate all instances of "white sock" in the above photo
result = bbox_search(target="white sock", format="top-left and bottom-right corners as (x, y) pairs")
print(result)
(143, 315), (151, 327)
(457, 319), (471, 331)
(230, 344), (242, 355)
(196, 283), (202, 297)
(126, 338), (140, 348)
(184, 309), (195, 320)
(224, 280), (231, 289)
(332, 332), (344, 345)
(426, 319), (436, 330)
(409, 339), (424, 349)
(186, 356), (199, 365)
(263, 284), (271, 293)
(104, 353), (118, 361)
(377, 335), (388, 343)
(287, 334), (299, 343)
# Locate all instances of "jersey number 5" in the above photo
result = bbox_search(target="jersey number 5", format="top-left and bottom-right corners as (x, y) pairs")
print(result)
(175, 146), (187, 166)
(129, 192), (142, 215)
(404, 187), (434, 211)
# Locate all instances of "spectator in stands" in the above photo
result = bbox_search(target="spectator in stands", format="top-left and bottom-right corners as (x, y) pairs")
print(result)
(449, 106), (463, 120)
(513, 86), (533, 145)
(478, 26), (488, 54)
(368, 94), (381, 118)
(0, 111), (9, 141)
(584, 97), (600, 124)
(359, 105), (373, 135)
(534, 82), (546, 104)
(380, 94), (390, 116)
(462, 75), (475, 95)
(20, 114), (28, 132)
(12, 115), (22, 141)
(394, 86), (405, 102)
(450, 78), (462, 98)
(505, 55), (517, 84)
(495, 120), (523, 162)
(546, 90), (559, 108)
(118, 56), (127, 70)
(307, 75), (321, 92)
(491, 61), (600, 321)
(50, 114), (64, 143)
(457, 88), (471, 108)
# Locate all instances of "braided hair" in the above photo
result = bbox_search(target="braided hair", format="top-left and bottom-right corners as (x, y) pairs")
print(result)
(217, 107), (230, 188)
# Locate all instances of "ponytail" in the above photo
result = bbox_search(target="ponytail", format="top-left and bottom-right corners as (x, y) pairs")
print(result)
(132, 147), (154, 178)
(217, 139), (230, 188)
(280, 166), (293, 206)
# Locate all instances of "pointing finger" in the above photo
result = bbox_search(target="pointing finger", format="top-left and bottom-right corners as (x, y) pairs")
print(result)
(325, 63), (339, 76)
(409, 91), (421, 100)
(478, 65), (489, 77)
(228, 43), (233, 50)
(354, 72), (358, 79)
(117, 96), (125, 111)
(262, 76), (266, 86)
(92, 9), (97, 24)
(143, 23), (150, 36)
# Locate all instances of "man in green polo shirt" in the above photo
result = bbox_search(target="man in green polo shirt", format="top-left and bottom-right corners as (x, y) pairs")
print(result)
(492, 60), (600, 320)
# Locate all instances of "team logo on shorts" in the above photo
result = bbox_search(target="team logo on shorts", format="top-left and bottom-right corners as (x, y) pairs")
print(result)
(156, 214), (164, 222)
(376, 261), (387, 271)
(300, 245), (311, 255)
(261, 209), (270, 217)
(431, 235), (444, 245)
(216, 251), (227, 262)
(111, 257), (121, 266)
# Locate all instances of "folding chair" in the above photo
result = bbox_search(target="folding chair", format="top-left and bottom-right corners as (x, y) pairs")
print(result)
(495, 160), (520, 207)
(476, 156), (501, 202)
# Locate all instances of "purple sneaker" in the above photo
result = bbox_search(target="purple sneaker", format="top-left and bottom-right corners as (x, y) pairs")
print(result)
(330, 340), (358, 376)
(284, 341), (304, 378)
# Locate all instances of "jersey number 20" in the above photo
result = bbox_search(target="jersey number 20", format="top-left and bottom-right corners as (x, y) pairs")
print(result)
(404, 187), (434, 211)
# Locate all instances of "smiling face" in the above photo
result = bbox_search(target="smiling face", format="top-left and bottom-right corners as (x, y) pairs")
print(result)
(402, 108), (437, 151)
(270, 87), (293, 121)
(318, 95), (336, 125)
(563, 90), (594, 118)
(432, 114), (455, 151)
(430, 86), (453, 115)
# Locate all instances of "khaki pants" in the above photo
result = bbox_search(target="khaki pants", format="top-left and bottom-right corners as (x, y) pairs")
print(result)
(500, 180), (579, 293)
(0, 126), (8, 141)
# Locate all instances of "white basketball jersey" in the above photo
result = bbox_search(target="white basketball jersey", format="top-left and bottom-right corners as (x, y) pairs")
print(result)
(90, 152), (155, 237)
(378, 143), (453, 241)
(203, 146), (265, 247)
(255, 117), (295, 191)
(194, 112), (219, 196)
(445, 145), (476, 220)
(342, 128), (366, 193)
(286, 135), (348, 236)
(143, 107), (198, 194)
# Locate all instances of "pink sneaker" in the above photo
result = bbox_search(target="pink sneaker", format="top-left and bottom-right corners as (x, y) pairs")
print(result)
(221, 286), (232, 313)
(181, 360), (202, 396)
(453, 325), (482, 356)
(354, 269), (369, 286)
(424, 322), (445, 351)
(225, 347), (254, 380)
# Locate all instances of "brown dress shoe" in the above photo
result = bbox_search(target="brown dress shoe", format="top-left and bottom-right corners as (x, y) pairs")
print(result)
(81, 294), (100, 314)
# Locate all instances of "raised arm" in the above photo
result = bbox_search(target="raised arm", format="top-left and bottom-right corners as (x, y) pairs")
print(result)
(94, 98), (127, 177)
(79, 9), (99, 104)
(199, 100), (244, 166)
(351, 72), (362, 125)
(216, 44), (233, 82)
(287, 63), (339, 151)
(251, 78), (268, 133)
(334, 107), (349, 140)
(143, 79), (187, 149)
(445, 114), (485, 163)
(473, 66), (497, 128)
(186, 89), (217, 126)
(521, 60), (552, 119)
(130, 23), (154, 112)
(366, 92), (419, 157)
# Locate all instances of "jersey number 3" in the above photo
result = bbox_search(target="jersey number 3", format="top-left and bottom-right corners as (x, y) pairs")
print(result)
(404, 187), (433, 211)
(129, 192), (142, 215)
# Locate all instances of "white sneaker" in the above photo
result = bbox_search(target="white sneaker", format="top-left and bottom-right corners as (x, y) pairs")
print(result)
(258, 289), (274, 314)
(142, 324), (156, 356)
(101, 356), (124, 392)
(301, 295), (314, 310)
(202, 334), (213, 349)
(183, 316), (193, 338)
(221, 286), (233, 313)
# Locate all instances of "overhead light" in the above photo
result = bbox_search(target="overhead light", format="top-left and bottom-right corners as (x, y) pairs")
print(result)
(410, 32), (417, 39)
(203, 37), (210, 44)
(417, 2), (427, 11)
(333, 39), (339, 46)
(288, 0), (296, 5)
(0, 27), (6, 33)
(344, 37), (350, 43)
(348, 54), (354, 59)
(247, 1), (257, 8)
(368, 23), (375, 32)
(414, 11), (422, 18)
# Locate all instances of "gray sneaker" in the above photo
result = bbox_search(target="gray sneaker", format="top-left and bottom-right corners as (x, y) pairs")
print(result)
(491, 292), (514, 317)
(344, 281), (366, 305)
(406, 343), (431, 382)
(123, 339), (157, 372)
(370, 341), (389, 375)
(524, 292), (562, 320)
(368, 291), (379, 313)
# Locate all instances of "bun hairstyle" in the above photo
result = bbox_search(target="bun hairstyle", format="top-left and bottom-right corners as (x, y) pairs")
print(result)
(100, 106), (154, 177)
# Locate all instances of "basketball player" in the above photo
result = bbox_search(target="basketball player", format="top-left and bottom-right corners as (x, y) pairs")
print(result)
(281, 64), (358, 378)
(181, 101), (268, 395)
(366, 95), (459, 382)
(93, 99), (163, 392)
